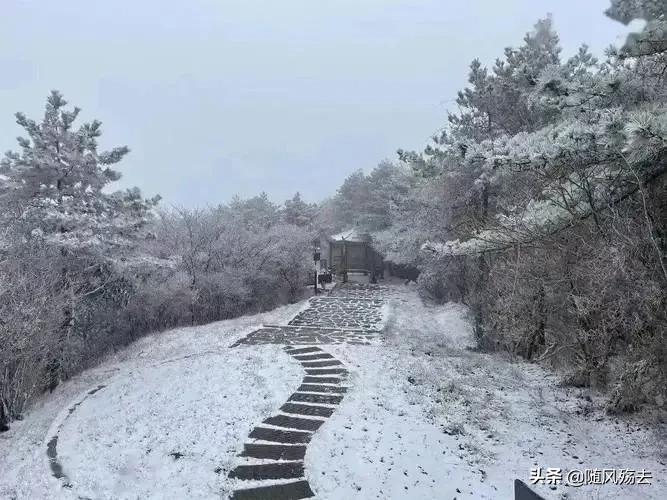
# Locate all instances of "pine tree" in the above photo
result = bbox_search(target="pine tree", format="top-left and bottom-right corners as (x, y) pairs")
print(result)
(0, 91), (157, 250)
(0, 91), (158, 390)
(282, 192), (317, 227)
(228, 192), (280, 230)
(448, 17), (562, 143)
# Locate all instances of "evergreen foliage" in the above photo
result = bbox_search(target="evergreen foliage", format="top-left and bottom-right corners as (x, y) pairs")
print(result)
(330, 1), (666, 413)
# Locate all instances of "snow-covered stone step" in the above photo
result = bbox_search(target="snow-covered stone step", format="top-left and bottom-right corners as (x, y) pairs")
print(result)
(297, 384), (347, 394)
(230, 480), (314, 500)
(257, 421), (317, 433)
(229, 461), (305, 481)
(284, 346), (321, 355)
(263, 414), (325, 432)
(301, 376), (343, 384)
(299, 359), (342, 367)
(240, 444), (307, 461)
(288, 392), (343, 405)
(280, 402), (336, 417)
(248, 427), (312, 444)
(291, 352), (335, 361)
(304, 367), (347, 376)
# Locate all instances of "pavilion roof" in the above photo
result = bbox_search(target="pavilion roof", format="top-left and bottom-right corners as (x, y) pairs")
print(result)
(328, 228), (371, 243)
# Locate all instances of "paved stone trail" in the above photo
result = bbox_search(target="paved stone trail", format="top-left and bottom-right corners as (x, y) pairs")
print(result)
(227, 283), (387, 500)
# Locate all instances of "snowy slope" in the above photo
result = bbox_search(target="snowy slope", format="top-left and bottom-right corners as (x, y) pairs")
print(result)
(305, 291), (666, 499)
(1, 288), (665, 499)
(0, 301), (307, 500)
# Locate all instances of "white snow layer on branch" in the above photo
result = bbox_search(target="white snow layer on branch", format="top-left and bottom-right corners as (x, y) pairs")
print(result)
(422, 206), (573, 256)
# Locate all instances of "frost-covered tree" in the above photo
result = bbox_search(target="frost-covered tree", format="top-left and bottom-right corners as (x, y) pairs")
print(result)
(446, 16), (561, 143)
(282, 192), (317, 228)
(0, 91), (158, 249)
(0, 92), (158, 419)
(333, 170), (370, 228)
(228, 192), (280, 230)
(332, 162), (415, 233)
(606, 0), (667, 56)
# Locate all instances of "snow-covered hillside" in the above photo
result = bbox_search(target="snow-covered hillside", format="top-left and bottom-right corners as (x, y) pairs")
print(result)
(1, 286), (664, 499)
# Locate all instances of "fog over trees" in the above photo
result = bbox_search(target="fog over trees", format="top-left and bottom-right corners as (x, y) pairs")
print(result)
(1, 0), (664, 430)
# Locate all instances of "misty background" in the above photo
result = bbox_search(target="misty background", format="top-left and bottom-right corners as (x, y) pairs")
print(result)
(1, 0), (632, 206)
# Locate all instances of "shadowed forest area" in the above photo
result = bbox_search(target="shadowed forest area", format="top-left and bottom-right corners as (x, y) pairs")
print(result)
(1, 0), (665, 433)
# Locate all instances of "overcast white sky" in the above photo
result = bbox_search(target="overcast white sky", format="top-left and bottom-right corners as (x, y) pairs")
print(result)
(0, 1), (633, 207)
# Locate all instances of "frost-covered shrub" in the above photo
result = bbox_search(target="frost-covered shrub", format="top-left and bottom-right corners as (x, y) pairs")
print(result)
(416, 268), (447, 303)
(120, 272), (194, 335)
(194, 270), (254, 322)
(0, 241), (66, 425)
(153, 208), (313, 320)
(463, 201), (666, 409)
(417, 261), (465, 304)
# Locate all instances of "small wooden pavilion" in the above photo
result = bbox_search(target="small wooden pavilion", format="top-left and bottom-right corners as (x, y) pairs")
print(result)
(321, 228), (383, 280)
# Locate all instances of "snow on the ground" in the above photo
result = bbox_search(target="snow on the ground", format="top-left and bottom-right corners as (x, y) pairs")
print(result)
(57, 346), (302, 499)
(2, 287), (665, 500)
(0, 301), (307, 500)
(306, 343), (499, 499)
(306, 288), (667, 499)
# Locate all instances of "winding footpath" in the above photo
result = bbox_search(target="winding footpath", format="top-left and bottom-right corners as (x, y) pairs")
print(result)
(228, 283), (387, 499)
(42, 282), (387, 499)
